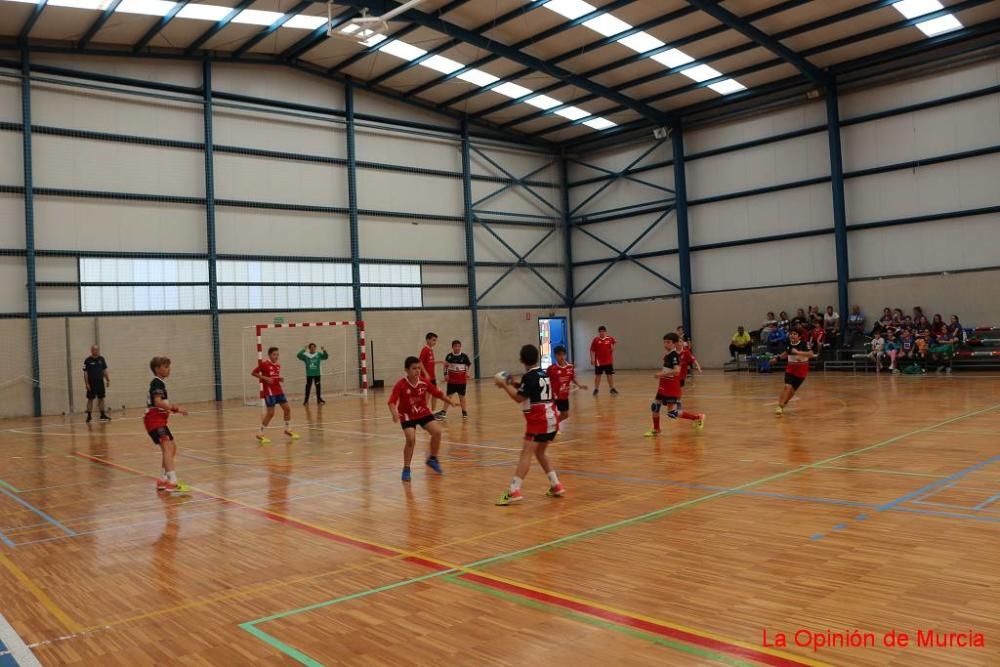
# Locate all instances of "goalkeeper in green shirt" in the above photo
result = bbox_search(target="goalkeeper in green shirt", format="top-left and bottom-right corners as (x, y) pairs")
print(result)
(298, 343), (329, 405)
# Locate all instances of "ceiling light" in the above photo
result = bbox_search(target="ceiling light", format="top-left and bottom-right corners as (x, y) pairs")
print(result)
(493, 82), (533, 99)
(554, 106), (590, 121)
(583, 117), (616, 130)
(682, 63), (723, 83)
(650, 48), (694, 69)
(543, 0), (595, 20)
(916, 13), (962, 36)
(457, 69), (500, 87)
(361, 33), (387, 47)
(708, 78), (747, 95)
(525, 95), (561, 110)
(232, 9), (284, 26)
(422, 55), (463, 74)
(378, 39), (426, 61)
(582, 13), (631, 37)
(341, 23), (361, 34)
(617, 32), (665, 54)
(283, 15), (327, 30)
(50, 0), (111, 9)
(891, 0), (943, 19)
(175, 3), (230, 20)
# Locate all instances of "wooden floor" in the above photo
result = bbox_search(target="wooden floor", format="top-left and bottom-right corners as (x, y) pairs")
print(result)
(1, 371), (998, 666)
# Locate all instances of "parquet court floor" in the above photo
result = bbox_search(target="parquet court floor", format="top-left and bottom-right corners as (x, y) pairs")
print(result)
(1, 371), (998, 666)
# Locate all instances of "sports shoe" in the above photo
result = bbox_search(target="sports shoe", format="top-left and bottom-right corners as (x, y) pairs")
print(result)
(156, 478), (168, 491)
(425, 457), (443, 474)
(462, 411), (469, 420)
(945, 367), (952, 374)
(99, 413), (111, 422)
(643, 429), (660, 437)
(318, 399), (326, 405)
(434, 411), (446, 421)
(695, 414), (706, 431)
(303, 400), (310, 405)
(592, 389), (599, 396)
(86, 413), (92, 423)
(401, 467), (411, 482)
(610, 388), (619, 395)
(161, 481), (192, 494)
(546, 483), (566, 498)
(496, 489), (523, 505)
(256, 434), (271, 445)
(775, 405), (784, 416)
(284, 430), (300, 440)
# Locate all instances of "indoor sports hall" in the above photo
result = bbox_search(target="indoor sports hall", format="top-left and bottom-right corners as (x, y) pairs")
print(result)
(0, 1), (998, 665)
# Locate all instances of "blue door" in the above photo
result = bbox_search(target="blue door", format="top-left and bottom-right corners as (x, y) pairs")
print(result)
(539, 317), (568, 368)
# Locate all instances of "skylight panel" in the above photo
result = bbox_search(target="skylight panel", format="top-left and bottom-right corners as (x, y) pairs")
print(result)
(341, 23), (361, 34)
(554, 106), (590, 121)
(457, 69), (500, 87)
(583, 117), (616, 130)
(650, 48), (695, 69)
(176, 4), (229, 20)
(543, 0), (595, 20)
(117, 0), (176, 14)
(708, 78), (747, 95)
(891, 0), (943, 19)
(422, 55), (464, 74)
(378, 39), (427, 61)
(50, 0), (111, 9)
(617, 32), (665, 54)
(284, 15), (327, 30)
(494, 82), (534, 99)
(360, 33), (387, 47)
(582, 13), (631, 37)
(6, 0), (41, 4)
(916, 13), (962, 36)
(232, 9), (284, 26)
(525, 95), (562, 110)
(682, 63), (723, 83)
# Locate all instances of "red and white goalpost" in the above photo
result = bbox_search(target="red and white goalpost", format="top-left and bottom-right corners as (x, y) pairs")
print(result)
(243, 320), (368, 406)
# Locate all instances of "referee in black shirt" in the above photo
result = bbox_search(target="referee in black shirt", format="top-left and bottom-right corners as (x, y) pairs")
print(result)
(83, 345), (111, 423)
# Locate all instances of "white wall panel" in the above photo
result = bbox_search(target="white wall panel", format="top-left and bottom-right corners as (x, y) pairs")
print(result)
(839, 60), (1000, 119)
(359, 217), (464, 261)
(357, 170), (462, 216)
(686, 133), (829, 199)
(470, 146), (558, 183)
(572, 298), (682, 369)
(35, 256), (77, 281)
(31, 54), (201, 87)
(215, 154), (347, 207)
(214, 108), (346, 158)
(35, 199), (205, 252)
(0, 194), (23, 247)
(690, 184), (833, 246)
(574, 255), (680, 305)
(32, 85), (202, 141)
(692, 235), (837, 293)
(572, 213), (677, 263)
(476, 267), (564, 306)
(354, 88), (455, 129)
(842, 94), (1000, 172)
(0, 131), (22, 185)
(568, 140), (670, 174)
(37, 287), (78, 313)
(845, 154), (999, 223)
(685, 102), (825, 154)
(33, 136), (203, 195)
(422, 287), (467, 307)
(212, 63), (343, 109)
(0, 256), (26, 311)
(570, 178), (674, 218)
(0, 74), (21, 121)
(472, 182), (561, 219)
(849, 214), (1000, 279)
(357, 129), (459, 172)
(217, 210), (350, 257)
(473, 225), (563, 264)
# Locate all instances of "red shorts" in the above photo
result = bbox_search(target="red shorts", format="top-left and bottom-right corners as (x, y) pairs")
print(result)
(143, 410), (168, 431)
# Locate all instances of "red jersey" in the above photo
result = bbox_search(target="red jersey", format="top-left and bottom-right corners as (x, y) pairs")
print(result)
(255, 360), (284, 397)
(546, 362), (575, 400)
(419, 345), (436, 381)
(657, 350), (682, 398)
(590, 335), (616, 366)
(388, 377), (445, 422)
(785, 340), (811, 379)
(679, 348), (697, 381)
(517, 367), (559, 435)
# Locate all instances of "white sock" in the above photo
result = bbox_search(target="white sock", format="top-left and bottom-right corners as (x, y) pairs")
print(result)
(509, 476), (522, 492)
(547, 471), (559, 486)
(284, 421), (292, 431)
(166, 471), (177, 483)
(259, 424), (266, 433)
(160, 469), (166, 479)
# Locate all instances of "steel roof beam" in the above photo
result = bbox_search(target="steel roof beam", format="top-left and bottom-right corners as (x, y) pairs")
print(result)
(232, 1), (311, 58)
(78, 0), (125, 49)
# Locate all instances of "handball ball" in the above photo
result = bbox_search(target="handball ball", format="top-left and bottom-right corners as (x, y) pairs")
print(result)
(495, 371), (512, 384)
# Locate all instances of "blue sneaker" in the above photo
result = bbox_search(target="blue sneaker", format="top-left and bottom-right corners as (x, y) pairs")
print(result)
(425, 457), (443, 474)
(401, 467), (411, 482)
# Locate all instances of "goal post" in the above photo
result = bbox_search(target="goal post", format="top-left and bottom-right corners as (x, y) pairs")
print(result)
(244, 320), (368, 406)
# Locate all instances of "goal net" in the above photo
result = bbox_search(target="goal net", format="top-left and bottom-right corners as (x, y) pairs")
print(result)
(242, 320), (368, 407)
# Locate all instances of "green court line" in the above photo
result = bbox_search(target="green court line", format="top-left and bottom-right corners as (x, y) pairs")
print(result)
(0, 479), (20, 493)
(241, 402), (1000, 665)
(448, 576), (755, 667)
(241, 623), (323, 667)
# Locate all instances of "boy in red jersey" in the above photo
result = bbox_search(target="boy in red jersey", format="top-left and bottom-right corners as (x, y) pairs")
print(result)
(590, 325), (618, 396)
(419, 332), (444, 418)
(442, 340), (472, 420)
(644, 333), (705, 437)
(496, 345), (564, 506)
(547, 344), (586, 422)
(679, 344), (701, 388)
(251, 347), (299, 444)
(775, 329), (815, 416)
(144, 357), (191, 493)
(388, 356), (459, 482)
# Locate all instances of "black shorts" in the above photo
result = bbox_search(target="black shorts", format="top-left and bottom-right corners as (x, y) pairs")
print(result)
(401, 415), (435, 430)
(86, 386), (106, 400)
(555, 398), (570, 413)
(595, 365), (615, 375)
(147, 426), (173, 445)
(526, 431), (558, 443)
(655, 394), (681, 404)
(446, 383), (467, 397)
(784, 373), (805, 390)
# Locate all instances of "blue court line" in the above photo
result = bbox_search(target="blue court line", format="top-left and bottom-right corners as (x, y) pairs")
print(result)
(0, 530), (14, 549)
(912, 482), (953, 503)
(877, 455), (1000, 512)
(891, 506), (1000, 523)
(974, 491), (1000, 510)
(912, 499), (991, 511)
(0, 486), (75, 538)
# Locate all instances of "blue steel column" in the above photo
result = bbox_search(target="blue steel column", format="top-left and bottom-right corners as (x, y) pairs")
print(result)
(461, 118), (481, 379)
(345, 81), (364, 384)
(826, 79), (850, 334)
(559, 154), (574, 359)
(671, 125), (692, 338)
(202, 59), (223, 402)
(21, 48), (41, 417)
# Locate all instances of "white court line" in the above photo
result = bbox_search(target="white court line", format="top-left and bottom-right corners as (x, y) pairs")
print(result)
(0, 611), (43, 667)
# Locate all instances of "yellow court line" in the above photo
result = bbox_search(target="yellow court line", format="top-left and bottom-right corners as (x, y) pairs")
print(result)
(0, 553), (84, 634)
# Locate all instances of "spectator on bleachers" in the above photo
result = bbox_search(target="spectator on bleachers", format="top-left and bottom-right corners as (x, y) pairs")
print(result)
(845, 306), (865, 348)
(761, 312), (778, 339)
(777, 311), (791, 330)
(729, 326), (752, 360)
(892, 308), (905, 327)
(878, 308), (893, 330)
(898, 328), (916, 371)
(767, 326), (788, 354)
(792, 308), (808, 327)
(885, 331), (899, 372)
(931, 314), (956, 373)
(823, 305), (840, 346)
(809, 322), (826, 356)
(948, 314), (964, 342)
(913, 306), (925, 322)
(869, 330), (886, 372)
